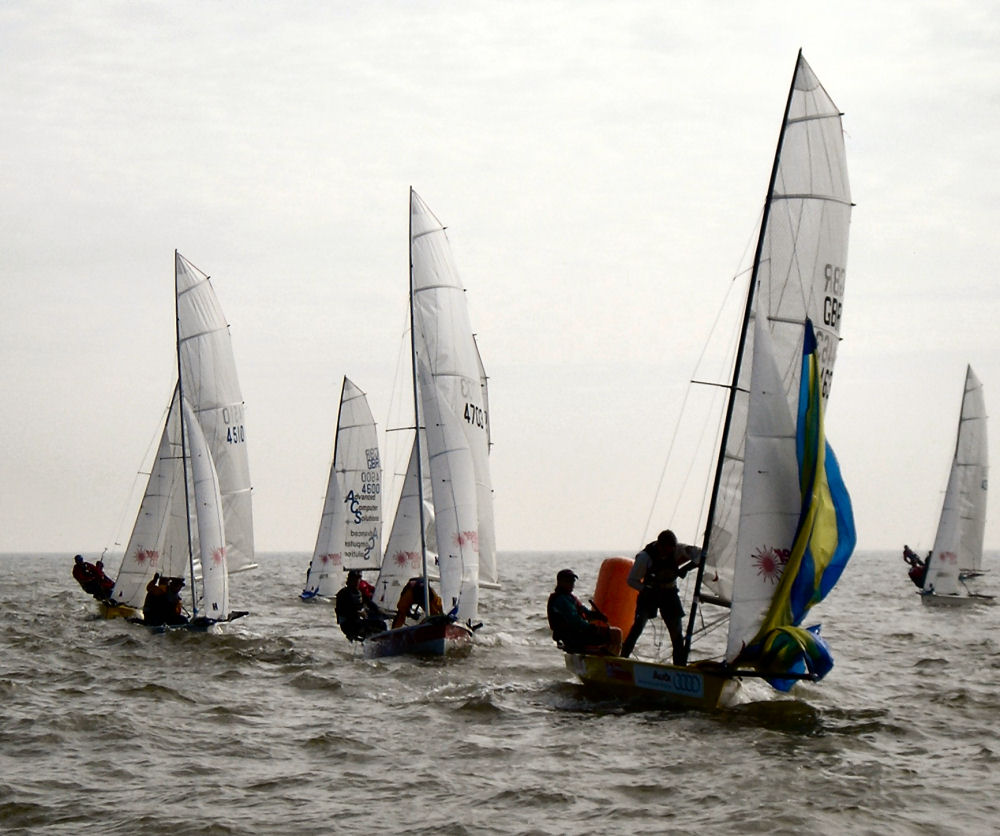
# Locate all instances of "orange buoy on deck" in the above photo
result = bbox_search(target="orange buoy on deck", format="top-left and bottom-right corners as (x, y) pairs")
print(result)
(592, 557), (638, 636)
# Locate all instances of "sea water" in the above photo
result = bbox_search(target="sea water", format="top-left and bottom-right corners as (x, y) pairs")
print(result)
(2, 550), (998, 835)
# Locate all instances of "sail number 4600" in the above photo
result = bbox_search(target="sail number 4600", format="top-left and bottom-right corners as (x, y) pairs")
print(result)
(464, 403), (486, 429)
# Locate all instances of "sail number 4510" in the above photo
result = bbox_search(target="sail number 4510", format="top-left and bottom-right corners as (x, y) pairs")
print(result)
(226, 425), (246, 444)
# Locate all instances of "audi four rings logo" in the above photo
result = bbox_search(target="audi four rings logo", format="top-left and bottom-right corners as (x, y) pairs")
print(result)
(634, 665), (704, 697)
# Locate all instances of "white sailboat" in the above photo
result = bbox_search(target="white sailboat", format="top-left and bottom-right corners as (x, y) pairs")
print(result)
(102, 251), (254, 627)
(301, 376), (382, 600)
(917, 365), (992, 605)
(365, 188), (496, 658)
(567, 51), (856, 708)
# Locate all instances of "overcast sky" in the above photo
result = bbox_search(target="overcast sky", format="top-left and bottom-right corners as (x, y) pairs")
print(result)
(3, 1), (999, 558)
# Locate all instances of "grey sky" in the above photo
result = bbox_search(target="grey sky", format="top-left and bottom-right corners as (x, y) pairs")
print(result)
(3, 2), (999, 555)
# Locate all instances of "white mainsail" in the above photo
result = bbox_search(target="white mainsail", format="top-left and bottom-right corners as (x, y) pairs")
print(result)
(410, 189), (495, 623)
(924, 366), (988, 594)
(110, 252), (253, 617)
(391, 189), (496, 624)
(702, 53), (852, 607)
(175, 251), (254, 573)
(303, 377), (382, 597)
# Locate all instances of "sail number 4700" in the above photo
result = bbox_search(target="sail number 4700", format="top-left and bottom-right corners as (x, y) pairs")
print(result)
(464, 403), (486, 429)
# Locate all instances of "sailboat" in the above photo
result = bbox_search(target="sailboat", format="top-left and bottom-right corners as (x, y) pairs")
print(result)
(100, 251), (254, 628)
(915, 365), (992, 605)
(300, 376), (382, 600)
(566, 51), (856, 709)
(364, 188), (496, 658)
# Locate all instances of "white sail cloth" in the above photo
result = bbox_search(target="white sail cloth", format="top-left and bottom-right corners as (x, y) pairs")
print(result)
(304, 377), (382, 597)
(703, 54), (852, 606)
(925, 366), (988, 594)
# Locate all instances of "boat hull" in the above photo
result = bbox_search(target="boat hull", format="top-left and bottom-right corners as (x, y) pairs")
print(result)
(564, 652), (737, 711)
(920, 591), (995, 606)
(363, 618), (473, 659)
(97, 600), (140, 620)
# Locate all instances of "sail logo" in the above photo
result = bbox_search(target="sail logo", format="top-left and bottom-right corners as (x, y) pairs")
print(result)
(319, 552), (342, 566)
(211, 547), (225, 565)
(344, 490), (364, 524)
(455, 530), (479, 551)
(752, 545), (790, 583)
(393, 550), (421, 568)
(136, 547), (159, 566)
(634, 664), (704, 697)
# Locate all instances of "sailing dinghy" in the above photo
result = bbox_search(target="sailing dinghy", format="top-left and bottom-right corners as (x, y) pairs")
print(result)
(100, 251), (254, 629)
(364, 189), (497, 658)
(915, 365), (992, 605)
(300, 376), (382, 601)
(566, 51), (856, 709)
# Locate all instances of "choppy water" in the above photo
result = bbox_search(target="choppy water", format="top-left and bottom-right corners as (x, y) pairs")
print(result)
(2, 550), (999, 835)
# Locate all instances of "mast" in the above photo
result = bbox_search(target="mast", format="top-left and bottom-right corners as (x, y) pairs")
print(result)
(681, 51), (802, 664)
(408, 188), (432, 617)
(174, 249), (200, 618)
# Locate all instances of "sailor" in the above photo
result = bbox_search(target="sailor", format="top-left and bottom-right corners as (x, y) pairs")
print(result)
(903, 545), (927, 588)
(142, 573), (170, 626)
(546, 569), (621, 655)
(620, 530), (699, 664)
(335, 570), (386, 641)
(93, 560), (115, 600)
(71, 554), (102, 597)
(163, 577), (189, 625)
(391, 577), (443, 629)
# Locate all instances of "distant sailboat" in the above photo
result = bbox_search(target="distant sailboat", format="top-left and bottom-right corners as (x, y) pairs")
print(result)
(301, 376), (382, 600)
(915, 365), (992, 605)
(365, 189), (496, 658)
(101, 252), (254, 627)
(567, 51), (856, 708)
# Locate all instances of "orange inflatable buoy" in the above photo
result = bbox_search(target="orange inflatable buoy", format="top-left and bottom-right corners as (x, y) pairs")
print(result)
(592, 557), (638, 636)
